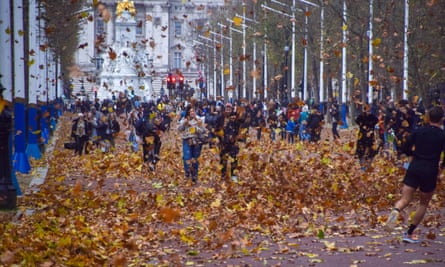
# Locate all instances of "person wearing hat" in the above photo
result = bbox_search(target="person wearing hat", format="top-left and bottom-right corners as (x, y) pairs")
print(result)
(71, 112), (92, 156)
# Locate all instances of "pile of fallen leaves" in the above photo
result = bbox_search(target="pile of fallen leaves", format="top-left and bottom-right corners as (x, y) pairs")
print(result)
(0, 114), (444, 266)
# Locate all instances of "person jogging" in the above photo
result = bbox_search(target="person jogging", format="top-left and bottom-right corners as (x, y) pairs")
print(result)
(385, 106), (445, 243)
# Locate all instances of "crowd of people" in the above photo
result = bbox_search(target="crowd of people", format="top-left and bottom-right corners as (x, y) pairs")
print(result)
(68, 92), (445, 243)
(69, 93), (438, 176)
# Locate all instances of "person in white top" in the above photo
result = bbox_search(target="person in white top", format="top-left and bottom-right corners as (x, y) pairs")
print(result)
(177, 105), (207, 183)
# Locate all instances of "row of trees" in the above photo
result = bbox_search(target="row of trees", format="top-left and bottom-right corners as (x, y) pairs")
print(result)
(208, 0), (444, 107)
(37, 0), (85, 89)
(41, 0), (444, 107)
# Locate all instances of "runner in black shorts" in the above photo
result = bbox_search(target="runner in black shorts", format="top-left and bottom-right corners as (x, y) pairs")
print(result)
(385, 106), (445, 243)
(403, 160), (438, 193)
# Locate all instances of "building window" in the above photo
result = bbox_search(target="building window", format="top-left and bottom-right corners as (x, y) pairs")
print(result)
(174, 52), (182, 69)
(154, 17), (161, 26)
(96, 18), (105, 35)
(136, 19), (143, 36)
(174, 21), (182, 36)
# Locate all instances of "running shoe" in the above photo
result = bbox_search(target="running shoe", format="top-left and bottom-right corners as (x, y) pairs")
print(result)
(402, 232), (420, 243)
(384, 209), (399, 232)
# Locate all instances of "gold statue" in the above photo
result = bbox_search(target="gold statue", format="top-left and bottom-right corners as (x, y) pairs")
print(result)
(116, 0), (136, 17)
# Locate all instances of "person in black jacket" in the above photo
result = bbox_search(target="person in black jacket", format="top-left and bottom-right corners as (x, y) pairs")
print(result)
(329, 98), (341, 140)
(220, 111), (242, 181)
(355, 105), (378, 170)
(385, 106), (445, 243)
(306, 104), (324, 142)
(136, 109), (165, 171)
(205, 103), (224, 147)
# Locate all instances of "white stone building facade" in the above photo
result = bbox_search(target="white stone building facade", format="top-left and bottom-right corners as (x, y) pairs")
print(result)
(75, 0), (227, 101)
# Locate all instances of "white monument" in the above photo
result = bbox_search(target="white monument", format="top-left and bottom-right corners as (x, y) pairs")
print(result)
(97, 0), (153, 101)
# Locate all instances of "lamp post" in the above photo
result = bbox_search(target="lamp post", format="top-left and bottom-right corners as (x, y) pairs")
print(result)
(225, 19), (244, 100)
(217, 23), (234, 98)
(198, 35), (217, 98)
(263, 34), (268, 101)
(235, 12), (259, 101)
(284, 45), (289, 104)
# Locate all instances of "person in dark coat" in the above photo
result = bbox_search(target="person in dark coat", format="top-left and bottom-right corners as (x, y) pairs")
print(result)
(355, 105), (379, 170)
(306, 105), (324, 142)
(329, 99), (341, 140)
(385, 106), (445, 243)
(220, 111), (242, 181)
(136, 110), (165, 171)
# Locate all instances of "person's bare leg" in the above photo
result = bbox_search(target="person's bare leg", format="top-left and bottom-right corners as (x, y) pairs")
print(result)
(394, 184), (416, 211)
(411, 190), (434, 226)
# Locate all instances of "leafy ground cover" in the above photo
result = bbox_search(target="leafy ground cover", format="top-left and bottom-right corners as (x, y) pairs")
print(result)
(1, 114), (444, 266)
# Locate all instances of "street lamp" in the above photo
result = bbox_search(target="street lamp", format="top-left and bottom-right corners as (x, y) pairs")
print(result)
(262, 34), (268, 100)
(284, 45), (289, 104)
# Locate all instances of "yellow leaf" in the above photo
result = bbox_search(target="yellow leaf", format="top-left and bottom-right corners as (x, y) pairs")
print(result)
(372, 38), (381, 47)
(342, 24), (348, 31)
(156, 193), (164, 206)
(187, 250), (199, 256)
(224, 67), (230, 75)
(176, 194), (184, 206)
(210, 198), (221, 208)
(57, 236), (72, 247)
(194, 211), (204, 221)
(241, 247), (250, 255)
(233, 16), (243, 27)
(0, 100), (6, 113)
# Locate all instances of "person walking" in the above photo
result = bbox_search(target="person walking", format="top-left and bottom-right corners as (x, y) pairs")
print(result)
(136, 108), (165, 171)
(298, 105), (310, 141)
(71, 113), (91, 156)
(385, 106), (445, 243)
(285, 117), (297, 144)
(355, 105), (378, 170)
(306, 104), (324, 142)
(329, 99), (341, 140)
(220, 111), (242, 181)
(177, 105), (207, 183)
(104, 112), (120, 149)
